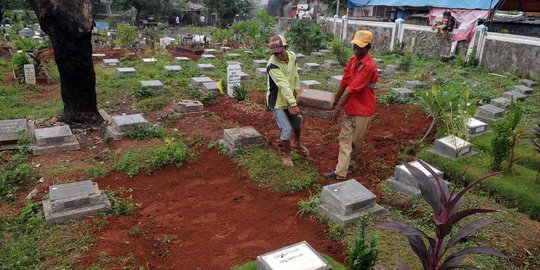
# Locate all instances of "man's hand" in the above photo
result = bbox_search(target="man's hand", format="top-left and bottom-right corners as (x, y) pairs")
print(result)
(290, 106), (300, 115)
(330, 108), (340, 122)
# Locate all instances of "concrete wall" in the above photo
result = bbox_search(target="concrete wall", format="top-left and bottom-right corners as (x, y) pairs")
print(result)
(325, 17), (540, 78)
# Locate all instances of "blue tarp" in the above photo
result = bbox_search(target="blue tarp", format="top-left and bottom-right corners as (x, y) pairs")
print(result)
(348, 0), (502, 10)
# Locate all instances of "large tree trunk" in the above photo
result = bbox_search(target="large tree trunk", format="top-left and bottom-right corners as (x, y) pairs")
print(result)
(30, 0), (102, 124)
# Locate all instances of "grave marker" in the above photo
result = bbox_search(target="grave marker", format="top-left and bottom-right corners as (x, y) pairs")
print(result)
(106, 114), (149, 140)
(503, 91), (527, 101)
(318, 179), (384, 226)
(191, 77), (214, 88)
(140, 80), (164, 90)
(200, 54), (216, 60)
(24, 64), (36, 84)
(204, 48), (216, 54)
(159, 37), (171, 47)
(200, 81), (221, 95)
(256, 241), (330, 270)
(300, 80), (322, 89)
(391, 87), (415, 101)
(304, 63), (320, 70)
(253, 59), (268, 67)
(490, 97), (510, 110)
(323, 60), (339, 68)
(227, 53), (240, 58)
(33, 125), (80, 155)
(117, 67), (137, 76)
(467, 118), (489, 136)
(329, 75), (342, 86)
(173, 100), (204, 114)
(227, 64), (242, 97)
(220, 126), (263, 152)
(141, 58), (157, 64)
(296, 53), (304, 60)
(431, 135), (476, 159)
(476, 104), (505, 122)
(387, 160), (446, 196)
(164, 65), (181, 72)
(297, 89), (333, 110)
(518, 79), (537, 88)
(511, 85), (534, 96)
(102, 58), (120, 67)
(256, 68), (267, 76)
(405, 80), (424, 89)
(43, 180), (111, 224)
(175, 56), (191, 62)
(197, 64), (215, 71)
(0, 119), (29, 150)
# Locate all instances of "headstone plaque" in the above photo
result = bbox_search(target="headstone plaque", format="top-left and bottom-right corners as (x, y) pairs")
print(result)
(318, 179), (383, 226)
(201, 81), (221, 95)
(319, 49), (332, 54)
(432, 135), (475, 158)
(256, 241), (330, 270)
(311, 52), (323, 57)
(227, 64), (242, 97)
(226, 61), (241, 66)
(0, 119), (28, 143)
(24, 64), (36, 84)
(239, 71), (249, 81)
(466, 118), (489, 135)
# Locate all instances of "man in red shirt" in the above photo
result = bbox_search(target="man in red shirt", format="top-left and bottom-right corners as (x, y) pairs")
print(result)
(324, 30), (378, 180)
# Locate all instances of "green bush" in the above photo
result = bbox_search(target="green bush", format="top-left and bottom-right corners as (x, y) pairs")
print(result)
(104, 189), (133, 216)
(11, 53), (29, 71)
(233, 85), (248, 101)
(13, 37), (42, 51)
(491, 101), (523, 171)
(329, 38), (353, 66)
(348, 215), (379, 270)
(286, 20), (333, 54)
(125, 125), (166, 140)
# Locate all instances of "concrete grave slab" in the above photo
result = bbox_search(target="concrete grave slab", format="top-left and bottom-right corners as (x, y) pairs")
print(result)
(200, 54), (216, 60)
(392, 87), (415, 101)
(311, 52), (323, 57)
(329, 75), (343, 86)
(141, 58), (157, 64)
(253, 59), (268, 67)
(175, 56), (191, 62)
(220, 126), (263, 152)
(431, 135), (476, 159)
(220, 46), (231, 52)
(318, 179), (383, 226)
(257, 241), (330, 270)
(319, 49), (332, 54)
(467, 118), (489, 136)
(200, 81), (220, 95)
(173, 100), (204, 114)
(227, 53), (240, 58)
(476, 104), (506, 122)
(503, 91), (527, 101)
(384, 64), (400, 74)
(33, 125), (80, 155)
(300, 80), (322, 88)
(297, 89), (334, 110)
(304, 63), (320, 70)
(518, 79), (537, 88)
(256, 68), (267, 76)
(239, 71), (249, 81)
(197, 64), (216, 71)
(117, 67), (137, 76)
(204, 48), (216, 54)
(164, 65), (181, 72)
(490, 97), (511, 110)
(296, 53), (304, 60)
(323, 60), (339, 68)
(297, 67), (304, 74)
(140, 80), (164, 90)
(226, 61), (241, 66)
(300, 107), (333, 120)
(92, 53), (106, 59)
(107, 114), (149, 140)
(0, 119), (28, 149)
(511, 85), (534, 96)
(191, 76), (214, 88)
(405, 80), (425, 89)
(102, 58), (119, 67)
(387, 160), (446, 196)
(43, 180), (110, 224)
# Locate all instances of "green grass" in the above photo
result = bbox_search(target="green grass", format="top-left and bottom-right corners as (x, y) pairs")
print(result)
(231, 254), (345, 270)
(0, 202), (92, 269)
(233, 148), (319, 192)
(419, 132), (540, 220)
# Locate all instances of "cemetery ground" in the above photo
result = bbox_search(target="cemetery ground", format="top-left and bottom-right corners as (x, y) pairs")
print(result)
(0, 45), (539, 269)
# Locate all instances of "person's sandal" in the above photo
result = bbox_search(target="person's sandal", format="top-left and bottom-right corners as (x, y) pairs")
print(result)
(294, 145), (310, 157)
(323, 171), (346, 180)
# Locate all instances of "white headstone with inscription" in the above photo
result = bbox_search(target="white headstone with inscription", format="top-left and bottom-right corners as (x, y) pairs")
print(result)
(256, 241), (330, 270)
(24, 64), (36, 84)
(227, 64), (241, 97)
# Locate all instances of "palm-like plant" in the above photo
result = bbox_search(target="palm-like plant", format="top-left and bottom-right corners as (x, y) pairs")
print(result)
(531, 122), (540, 183)
(378, 159), (507, 269)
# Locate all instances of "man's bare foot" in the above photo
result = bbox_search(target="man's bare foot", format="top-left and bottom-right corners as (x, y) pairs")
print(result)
(293, 145), (310, 157)
(282, 156), (294, 167)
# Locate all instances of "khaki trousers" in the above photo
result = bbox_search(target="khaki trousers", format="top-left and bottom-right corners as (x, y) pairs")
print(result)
(335, 114), (372, 177)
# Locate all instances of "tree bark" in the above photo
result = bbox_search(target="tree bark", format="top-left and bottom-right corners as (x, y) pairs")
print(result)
(30, 0), (102, 124)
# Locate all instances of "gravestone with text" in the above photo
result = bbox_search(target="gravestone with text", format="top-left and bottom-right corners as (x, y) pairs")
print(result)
(42, 180), (111, 224)
(256, 241), (330, 270)
(24, 64), (36, 84)
(318, 179), (384, 226)
(227, 64), (242, 97)
(33, 125), (80, 155)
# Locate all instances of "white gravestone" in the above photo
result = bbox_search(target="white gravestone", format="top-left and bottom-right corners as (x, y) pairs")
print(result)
(24, 64), (36, 84)
(227, 64), (242, 97)
(432, 135), (475, 158)
(256, 241), (330, 270)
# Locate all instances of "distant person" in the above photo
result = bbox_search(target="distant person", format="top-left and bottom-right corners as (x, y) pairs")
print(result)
(175, 16), (180, 28)
(199, 15), (206, 26)
(266, 35), (309, 167)
(324, 30), (378, 180)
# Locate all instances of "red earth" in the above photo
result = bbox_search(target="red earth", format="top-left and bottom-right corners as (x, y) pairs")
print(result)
(73, 92), (432, 269)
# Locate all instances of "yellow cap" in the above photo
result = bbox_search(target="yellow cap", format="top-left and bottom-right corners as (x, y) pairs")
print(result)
(350, 30), (373, 48)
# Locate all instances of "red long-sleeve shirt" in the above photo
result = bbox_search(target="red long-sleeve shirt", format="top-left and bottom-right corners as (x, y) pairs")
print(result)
(340, 52), (378, 116)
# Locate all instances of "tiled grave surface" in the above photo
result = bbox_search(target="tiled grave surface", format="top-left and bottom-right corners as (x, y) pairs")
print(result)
(117, 67), (137, 76)
(431, 135), (476, 159)
(173, 100), (204, 114)
(106, 114), (149, 140)
(43, 180), (110, 224)
(33, 125), (80, 155)
(387, 160), (445, 196)
(300, 80), (322, 88)
(318, 180), (383, 226)
(257, 241), (330, 270)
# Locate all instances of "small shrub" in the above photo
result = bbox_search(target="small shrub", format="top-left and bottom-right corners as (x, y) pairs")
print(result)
(104, 189), (133, 216)
(380, 92), (403, 104)
(233, 85), (248, 101)
(330, 38), (353, 66)
(286, 20), (332, 54)
(491, 100), (523, 171)
(297, 193), (320, 217)
(125, 125), (166, 140)
(135, 96), (169, 113)
(208, 140), (230, 155)
(348, 215), (379, 270)
(11, 52), (29, 72)
(133, 86), (158, 100)
(199, 92), (220, 105)
(328, 222), (344, 241)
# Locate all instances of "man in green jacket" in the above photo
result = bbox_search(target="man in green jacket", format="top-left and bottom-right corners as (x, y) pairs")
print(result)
(266, 35), (309, 167)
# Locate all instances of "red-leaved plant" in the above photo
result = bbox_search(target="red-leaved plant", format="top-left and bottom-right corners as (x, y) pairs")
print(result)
(378, 158), (507, 270)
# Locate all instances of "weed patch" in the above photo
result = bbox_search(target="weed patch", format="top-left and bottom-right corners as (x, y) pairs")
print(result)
(104, 188), (134, 216)
(125, 125), (167, 140)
